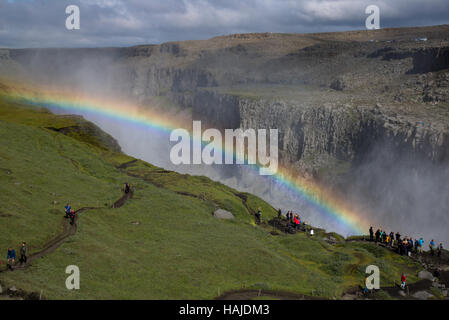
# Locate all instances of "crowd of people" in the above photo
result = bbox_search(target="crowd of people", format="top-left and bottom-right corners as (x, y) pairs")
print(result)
(368, 226), (444, 258)
(274, 208), (314, 236)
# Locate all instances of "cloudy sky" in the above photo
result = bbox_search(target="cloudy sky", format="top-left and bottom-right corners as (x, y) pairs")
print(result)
(1, 0), (448, 48)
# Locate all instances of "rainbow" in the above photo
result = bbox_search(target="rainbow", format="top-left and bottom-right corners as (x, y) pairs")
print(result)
(1, 80), (370, 235)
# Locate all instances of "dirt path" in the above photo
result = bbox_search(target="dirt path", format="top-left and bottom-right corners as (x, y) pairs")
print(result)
(1, 189), (133, 273)
(215, 289), (320, 300)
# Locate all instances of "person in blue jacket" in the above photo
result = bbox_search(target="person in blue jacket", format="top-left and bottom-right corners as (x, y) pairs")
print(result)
(64, 203), (71, 218)
(430, 239), (436, 256)
(6, 247), (16, 270)
(419, 238), (424, 253)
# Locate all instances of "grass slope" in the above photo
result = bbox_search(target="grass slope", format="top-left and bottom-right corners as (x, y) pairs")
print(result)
(0, 96), (422, 299)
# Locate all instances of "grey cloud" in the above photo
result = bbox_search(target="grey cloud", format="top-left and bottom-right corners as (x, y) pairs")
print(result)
(0, 0), (448, 48)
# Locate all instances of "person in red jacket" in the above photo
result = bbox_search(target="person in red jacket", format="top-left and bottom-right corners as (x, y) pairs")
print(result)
(400, 273), (407, 289)
(69, 209), (76, 226)
(293, 215), (301, 230)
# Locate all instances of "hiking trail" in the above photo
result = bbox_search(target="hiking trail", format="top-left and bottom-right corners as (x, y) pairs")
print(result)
(0, 189), (133, 273)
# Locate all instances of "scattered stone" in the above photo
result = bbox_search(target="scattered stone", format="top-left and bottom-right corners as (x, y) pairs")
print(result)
(442, 289), (448, 297)
(398, 290), (406, 297)
(7, 286), (17, 295)
(131, 221), (140, 225)
(213, 209), (235, 220)
(418, 270), (434, 281)
(324, 236), (337, 244)
(412, 290), (434, 300)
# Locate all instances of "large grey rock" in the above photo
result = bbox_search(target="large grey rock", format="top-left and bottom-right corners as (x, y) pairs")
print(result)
(412, 290), (434, 300)
(213, 209), (235, 220)
(418, 270), (434, 281)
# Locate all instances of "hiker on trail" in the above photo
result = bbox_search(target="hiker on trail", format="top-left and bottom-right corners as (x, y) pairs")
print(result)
(437, 243), (443, 258)
(294, 215), (301, 230)
(407, 238), (413, 256)
(70, 209), (76, 226)
(386, 234), (391, 247)
(399, 239), (407, 256)
(19, 242), (27, 265)
(64, 202), (71, 218)
(382, 231), (387, 243)
(278, 208), (282, 219)
(400, 274), (407, 289)
(414, 239), (419, 253)
(369, 226), (374, 241)
(389, 232), (395, 246)
(124, 182), (130, 194)
(255, 208), (262, 224)
(396, 232), (401, 243)
(6, 247), (16, 270)
(375, 229), (381, 243)
(418, 238), (424, 253)
(429, 239), (435, 255)
(310, 229), (314, 237)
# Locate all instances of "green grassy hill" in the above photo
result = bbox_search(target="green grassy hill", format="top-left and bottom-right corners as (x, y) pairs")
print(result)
(0, 95), (422, 299)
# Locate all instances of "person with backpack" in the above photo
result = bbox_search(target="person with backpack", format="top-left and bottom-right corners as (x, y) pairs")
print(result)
(277, 208), (282, 219)
(400, 274), (407, 289)
(70, 209), (76, 226)
(369, 227), (374, 242)
(389, 232), (395, 246)
(414, 239), (419, 253)
(64, 202), (71, 218)
(396, 232), (401, 243)
(19, 242), (27, 265)
(6, 247), (16, 270)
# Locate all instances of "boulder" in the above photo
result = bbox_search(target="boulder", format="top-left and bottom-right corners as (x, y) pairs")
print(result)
(412, 290), (434, 300)
(418, 270), (434, 281)
(213, 209), (235, 220)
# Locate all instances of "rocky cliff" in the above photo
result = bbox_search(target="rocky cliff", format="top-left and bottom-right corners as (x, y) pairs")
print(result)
(1, 24), (449, 183)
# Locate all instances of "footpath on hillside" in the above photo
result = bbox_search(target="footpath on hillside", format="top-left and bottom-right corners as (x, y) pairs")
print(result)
(1, 189), (133, 274)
